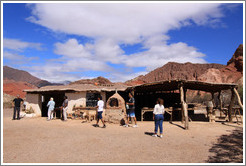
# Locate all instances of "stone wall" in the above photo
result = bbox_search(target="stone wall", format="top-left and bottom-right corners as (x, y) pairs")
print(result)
(105, 108), (125, 124)
(26, 93), (42, 116)
(66, 92), (86, 113)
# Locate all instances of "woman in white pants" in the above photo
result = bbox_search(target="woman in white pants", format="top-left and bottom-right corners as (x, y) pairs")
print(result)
(47, 97), (55, 121)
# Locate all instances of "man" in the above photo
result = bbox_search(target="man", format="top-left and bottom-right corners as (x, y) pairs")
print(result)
(47, 97), (55, 121)
(95, 95), (106, 128)
(124, 92), (138, 128)
(12, 95), (23, 120)
(62, 96), (68, 121)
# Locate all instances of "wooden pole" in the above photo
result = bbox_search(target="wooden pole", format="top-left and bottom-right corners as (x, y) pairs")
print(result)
(180, 85), (189, 129)
(184, 89), (187, 102)
(211, 92), (215, 107)
(233, 88), (243, 110)
(228, 89), (236, 122)
(218, 91), (223, 117)
(180, 86), (184, 123)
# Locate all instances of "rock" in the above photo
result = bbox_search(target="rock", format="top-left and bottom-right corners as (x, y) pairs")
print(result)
(25, 113), (36, 118)
(70, 76), (112, 85)
(198, 44), (243, 83)
(20, 112), (26, 118)
(126, 62), (225, 85)
(127, 44), (243, 85)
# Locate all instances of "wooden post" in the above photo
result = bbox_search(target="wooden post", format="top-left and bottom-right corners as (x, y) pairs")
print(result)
(211, 92), (215, 107)
(184, 89), (187, 102)
(170, 107), (173, 123)
(228, 89), (236, 122)
(211, 92), (215, 122)
(233, 88), (243, 110)
(180, 85), (189, 129)
(218, 91), (223, 117)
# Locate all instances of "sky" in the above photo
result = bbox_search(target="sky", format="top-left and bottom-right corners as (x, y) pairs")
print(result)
(2, 2), (244, 83)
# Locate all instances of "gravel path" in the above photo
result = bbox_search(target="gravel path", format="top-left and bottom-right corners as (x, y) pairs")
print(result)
(2, 108), (243, 163)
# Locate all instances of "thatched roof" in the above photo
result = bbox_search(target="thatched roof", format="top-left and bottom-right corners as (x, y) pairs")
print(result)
(131, 80), (238, 93)
(24, 83), (129, 93)
(25, 80), (238, 94)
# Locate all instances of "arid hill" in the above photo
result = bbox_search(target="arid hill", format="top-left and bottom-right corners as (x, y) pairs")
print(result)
(198, 44), (243, 84)
(3, 66), (55, 87)
(126, 62), (225, 85)
(3, 79), (36, 98)
(70, 76), (113, 85)
(126, 44), (243, 85)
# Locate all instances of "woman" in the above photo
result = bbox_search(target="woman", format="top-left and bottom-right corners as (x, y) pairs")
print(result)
(47, 97), (55, 121)
(153, 98), (165, 138)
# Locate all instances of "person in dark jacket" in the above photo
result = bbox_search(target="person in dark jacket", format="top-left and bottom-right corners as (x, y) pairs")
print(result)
(12, 94), (23, 120)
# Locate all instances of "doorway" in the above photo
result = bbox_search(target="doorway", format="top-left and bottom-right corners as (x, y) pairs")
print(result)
(41, 91), (65, 117)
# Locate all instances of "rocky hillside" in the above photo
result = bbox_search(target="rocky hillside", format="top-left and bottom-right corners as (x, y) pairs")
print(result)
(3, 79), (36, 98)
(126, 44), (243, 85)
(198, 44), (243, 84)
(3, 66), (55, 87)
(70, 76), (112, 85)
(126, 62), (225, 85)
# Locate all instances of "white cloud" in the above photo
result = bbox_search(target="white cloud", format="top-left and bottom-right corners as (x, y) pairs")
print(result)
(54, 38), (91, 58)
(3, 51), (39, 61)
(3, 38), (42, 51)
(27, 3), (224, 43)
(3, 38), (41, 66)
(25, 3), (231, 82)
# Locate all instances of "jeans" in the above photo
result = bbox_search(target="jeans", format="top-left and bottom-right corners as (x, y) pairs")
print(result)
(154, 114), (164, 134)
(13, 107), (20, 119)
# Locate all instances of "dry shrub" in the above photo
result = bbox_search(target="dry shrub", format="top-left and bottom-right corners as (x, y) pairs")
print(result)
(25, 107), (34, 114)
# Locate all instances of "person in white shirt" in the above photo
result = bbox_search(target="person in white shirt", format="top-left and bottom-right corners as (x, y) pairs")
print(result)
(95, 95), (106, 128)
(47, 97), (55, 121)
(152, 98), (165, 138)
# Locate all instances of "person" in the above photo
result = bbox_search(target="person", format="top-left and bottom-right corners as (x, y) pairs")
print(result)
(12, 95), (23, 120)
(23, 100), (27, 111)
(152, 98), (165, 138)
(47, 97), (55, 121)
(62, 96), (68, 121)
(124, 92), (138, 128)
(95, 95), (106, 128)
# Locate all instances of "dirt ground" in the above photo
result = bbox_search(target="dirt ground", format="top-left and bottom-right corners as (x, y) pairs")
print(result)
(2, 108), (243, 163)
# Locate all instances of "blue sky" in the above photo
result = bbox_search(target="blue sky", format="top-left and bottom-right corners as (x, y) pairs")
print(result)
(2, 2), (244, 83)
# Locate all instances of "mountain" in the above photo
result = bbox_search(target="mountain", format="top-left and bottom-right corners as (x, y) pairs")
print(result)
(3, 66), (59, 87)
(126, 62), (225, 85)
(198, 44), (243, 84)
(70, 76), (112, 85)
(126, 44), (243, 86)
(3, 79), (36, 98)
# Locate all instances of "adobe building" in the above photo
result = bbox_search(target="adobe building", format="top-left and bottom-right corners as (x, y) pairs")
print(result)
(24, 83), (129, 118)
(24, 80), (242, 129)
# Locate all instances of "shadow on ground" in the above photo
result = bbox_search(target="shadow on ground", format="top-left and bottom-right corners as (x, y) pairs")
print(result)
(144, 132), (155, 136)
(206, 127), (243, 163)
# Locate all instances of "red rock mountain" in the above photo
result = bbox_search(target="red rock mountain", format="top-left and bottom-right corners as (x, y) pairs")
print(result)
(198, 44), (243, 84)
(126, 44), (243, 85)
(3, 79), (36, 98)
(126, 63), (225, 85)
(3, 66), (57, 87)
(70, 76), (112, 85)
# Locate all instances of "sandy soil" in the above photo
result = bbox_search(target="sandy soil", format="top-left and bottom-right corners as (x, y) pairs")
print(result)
(2, 108), (243, 163)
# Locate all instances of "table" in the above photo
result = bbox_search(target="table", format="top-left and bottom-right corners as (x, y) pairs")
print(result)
(141, 107), (173, 121)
